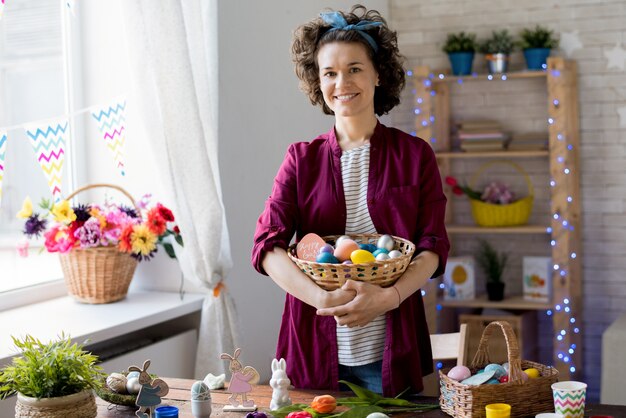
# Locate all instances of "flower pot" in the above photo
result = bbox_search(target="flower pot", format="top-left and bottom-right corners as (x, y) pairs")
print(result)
(486, 282), (505, 301)
(16, 390), (97, 418)
(523, 48), (551, 70)
(485, 53), (509, 73)
(447, 52), (474, 76)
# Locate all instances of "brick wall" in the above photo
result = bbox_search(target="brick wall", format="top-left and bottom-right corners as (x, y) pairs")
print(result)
(389, 0), (626, 401)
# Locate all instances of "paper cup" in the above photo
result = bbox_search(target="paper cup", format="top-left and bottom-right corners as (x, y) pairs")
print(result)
(535, 414), (565, 418)
(486, 403), (511, 418)
(552, 381), (587, 418)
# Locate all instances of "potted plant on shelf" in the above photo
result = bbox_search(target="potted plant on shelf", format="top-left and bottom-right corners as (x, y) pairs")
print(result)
(475, 239), (508, 301)
(518, 25), (559, 70)
(478, 29), (516, 73)
(0, 335), (104, 418)
(442, 31), (478, 76)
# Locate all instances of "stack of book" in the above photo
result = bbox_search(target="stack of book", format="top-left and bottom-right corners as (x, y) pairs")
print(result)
(507, 132), (549, 151)
(455, 120), (510, 152)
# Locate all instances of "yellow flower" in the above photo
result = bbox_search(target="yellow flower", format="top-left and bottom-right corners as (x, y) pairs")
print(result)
(16, 197), (33, 219)
(51, 200), (77, 224)
(131, 224), (158, 256)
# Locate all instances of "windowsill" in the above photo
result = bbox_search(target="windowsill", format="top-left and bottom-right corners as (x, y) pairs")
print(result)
(0, 290), (205, 365)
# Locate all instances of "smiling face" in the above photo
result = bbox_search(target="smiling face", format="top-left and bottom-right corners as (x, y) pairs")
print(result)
(317, 41), (379, 119)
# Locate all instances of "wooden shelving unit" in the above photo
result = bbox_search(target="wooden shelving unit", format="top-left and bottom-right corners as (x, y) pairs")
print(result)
(414, 57), (582, 380)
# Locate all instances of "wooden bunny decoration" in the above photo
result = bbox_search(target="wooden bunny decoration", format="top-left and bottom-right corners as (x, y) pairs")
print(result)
(220, 347), (260, 411)
(129, 359), (169, 418)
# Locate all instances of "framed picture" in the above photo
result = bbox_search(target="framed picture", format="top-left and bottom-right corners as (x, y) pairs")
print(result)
(523, 256), (551, 302)
(443, 256), (476, 300)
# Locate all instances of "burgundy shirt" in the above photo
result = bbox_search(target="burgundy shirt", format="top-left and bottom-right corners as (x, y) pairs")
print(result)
(251, 122), (449, 396)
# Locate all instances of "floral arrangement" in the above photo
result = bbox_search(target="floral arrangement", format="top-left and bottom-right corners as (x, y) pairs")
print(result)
(16, 194), (183, 261)
(445, 176), (516, 205)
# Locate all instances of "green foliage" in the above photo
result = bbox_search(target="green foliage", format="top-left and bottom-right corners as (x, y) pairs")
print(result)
(478, 30), (516, 54)
(0, 335), (104, 400)
(518, 25), (559, 49)
(269, 380), (439, 418)
(475, 239), (508, 283)
(442, 31), (477, 53)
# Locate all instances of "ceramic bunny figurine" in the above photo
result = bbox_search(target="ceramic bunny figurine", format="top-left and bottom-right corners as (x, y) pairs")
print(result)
(269, 358), (292, 410)
(129, 360), (169, 418)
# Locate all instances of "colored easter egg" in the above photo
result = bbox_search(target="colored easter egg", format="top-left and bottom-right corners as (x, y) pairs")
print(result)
(350, 249), (376, 264)
(376, 234), (395, 251)
(359, 243), (377, 253)
(524, 368), (540, 379)
(499, 375), (509, 383)
(191, 380), (211, 401)
(316, 252), (340, 264)
(375, 253), (390, 261)
(446, 365), (471, 381)
(334, 239), (360, 262)
(296, 233), (326, 261)
(319, 244), (334, 254)
(388, 250), (403, 259)
(372, 248), (389, 257)
(484, 363), (506, 379)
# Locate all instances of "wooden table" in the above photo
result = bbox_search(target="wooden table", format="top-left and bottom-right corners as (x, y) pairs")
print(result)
(96, 377), (626, 417)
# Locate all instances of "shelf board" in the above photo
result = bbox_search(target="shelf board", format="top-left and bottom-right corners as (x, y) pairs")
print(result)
(436, 150), (549, 159)
(446, 224), (550, 234)
(430, 69), (548, 83)
(439, 295), (552, 310)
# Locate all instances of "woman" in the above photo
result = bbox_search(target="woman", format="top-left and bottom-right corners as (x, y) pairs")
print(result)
(251, 5), (449, 396)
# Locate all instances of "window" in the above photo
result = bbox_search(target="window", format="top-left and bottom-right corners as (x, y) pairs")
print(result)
(0, 0), (75, 297)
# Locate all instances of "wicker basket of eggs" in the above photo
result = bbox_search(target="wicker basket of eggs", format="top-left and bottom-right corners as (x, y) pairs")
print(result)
(287, 233), (415, 290)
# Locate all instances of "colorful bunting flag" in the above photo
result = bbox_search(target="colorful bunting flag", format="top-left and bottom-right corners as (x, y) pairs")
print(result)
(91, 99), (127, 176)
(0, 131), (6, 207)
(24, 118), (68, 202)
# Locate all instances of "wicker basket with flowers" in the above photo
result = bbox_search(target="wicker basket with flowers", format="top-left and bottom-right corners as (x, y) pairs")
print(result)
(16, 183), (183, 303)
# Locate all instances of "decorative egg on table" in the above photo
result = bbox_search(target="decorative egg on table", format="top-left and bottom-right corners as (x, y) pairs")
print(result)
(126, 376), (142, 395)
(106, 372), (128, 394)
(190, 380), (212, 418)
(366, 413), (390, 418)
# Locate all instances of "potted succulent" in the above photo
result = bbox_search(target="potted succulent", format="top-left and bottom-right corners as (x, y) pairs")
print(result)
(0, 335), (104, 418)
(442, 31), (478, 76)
(475, 239), (508, 301)
(518, 25), (559, 70)
(478, 30), (516, 73)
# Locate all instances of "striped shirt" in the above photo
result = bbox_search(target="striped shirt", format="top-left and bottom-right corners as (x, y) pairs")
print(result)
(337, 143), (386, 366)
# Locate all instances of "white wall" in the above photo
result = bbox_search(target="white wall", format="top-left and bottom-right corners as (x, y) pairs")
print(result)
(218, 1), (389, 382)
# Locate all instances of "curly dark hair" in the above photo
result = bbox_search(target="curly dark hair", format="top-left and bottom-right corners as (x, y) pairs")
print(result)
(291, 5), (405, 116)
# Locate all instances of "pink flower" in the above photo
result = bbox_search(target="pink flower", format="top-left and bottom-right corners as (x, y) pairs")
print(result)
(16, 239), (29, 257)
(44, 225), (74, 254)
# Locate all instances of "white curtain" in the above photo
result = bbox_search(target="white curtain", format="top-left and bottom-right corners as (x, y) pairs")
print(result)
(120, 0), (239, 377)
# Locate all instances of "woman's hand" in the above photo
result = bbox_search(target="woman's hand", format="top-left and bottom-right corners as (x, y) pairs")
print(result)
(315, 280), (397, 327)
(316, 287), (357, 310)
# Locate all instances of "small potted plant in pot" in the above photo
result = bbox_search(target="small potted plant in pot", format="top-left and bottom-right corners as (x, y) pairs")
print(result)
(0, 335), (104, 418)
(475, 239), (508, 301)
(442, 31), (478, 76)
(478, 29), (516, 73)
(518, 25), (559, 70)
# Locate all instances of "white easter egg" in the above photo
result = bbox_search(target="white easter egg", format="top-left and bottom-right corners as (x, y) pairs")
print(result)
(366, 413), (390, 418)
(126, 376), (142, 395)
(191, 380), (211, 401)
(335, 235), (352, 247)
(388, 250), (403, 259)
(375, 252), (390, 261)
(376, 234), (395, 251)
(127, 371), (140, 379)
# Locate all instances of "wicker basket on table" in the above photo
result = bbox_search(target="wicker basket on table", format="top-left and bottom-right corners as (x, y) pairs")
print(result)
(287, 234), (415, 291)
(469, 160), (534, 227)
(439, 321), (559, 418)
(59, 184), (138, 304)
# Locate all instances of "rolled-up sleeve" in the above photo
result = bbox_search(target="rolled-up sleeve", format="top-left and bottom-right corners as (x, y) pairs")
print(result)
(415, 144), (450, 278)
(251, 144), (299, 275)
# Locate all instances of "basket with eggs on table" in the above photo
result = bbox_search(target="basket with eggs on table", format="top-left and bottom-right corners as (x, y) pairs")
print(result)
(287, 233), (415, 290)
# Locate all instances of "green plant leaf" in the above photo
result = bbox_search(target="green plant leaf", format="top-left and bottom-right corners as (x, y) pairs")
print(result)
(174, 233), (184, 247)
(335, 405), (385, 417)
(162, 242), (177, 259)
(338, 380), (383, 403)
